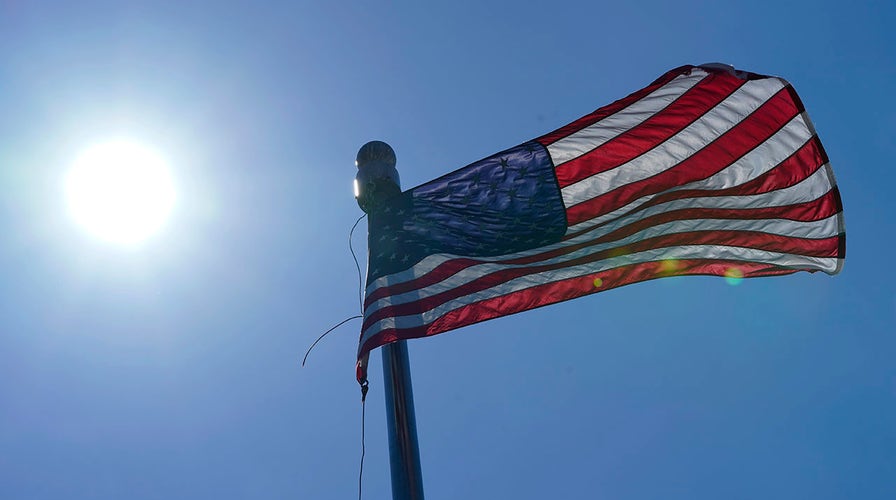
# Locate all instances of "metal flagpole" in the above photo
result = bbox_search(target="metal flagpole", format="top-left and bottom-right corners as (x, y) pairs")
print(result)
(355, 141), (425, 500)
(381, 341), (425, 500)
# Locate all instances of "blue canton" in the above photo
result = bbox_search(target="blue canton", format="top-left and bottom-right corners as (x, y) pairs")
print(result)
(367, 141), (567, 284)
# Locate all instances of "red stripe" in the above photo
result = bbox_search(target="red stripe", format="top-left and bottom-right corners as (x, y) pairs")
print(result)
(518, 191), (841, 266)
(565, 87), (800, 226)
(365, 257), (473, 310)
(361, 229), (839, 332)
(562, 136), (827, 241)
(641, 136), (826, 210)
(590, 190), (841, 246)
(535, 66), (694, 146)
(359, 259), (800, 356)
(364, 257), (481, 309)
(555, 74), (746, 188)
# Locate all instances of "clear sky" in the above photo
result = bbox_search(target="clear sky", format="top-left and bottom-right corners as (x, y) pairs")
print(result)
(1, 1), (894, 499)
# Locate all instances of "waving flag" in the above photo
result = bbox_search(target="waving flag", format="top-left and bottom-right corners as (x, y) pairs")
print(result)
(357, 64), (845, 381)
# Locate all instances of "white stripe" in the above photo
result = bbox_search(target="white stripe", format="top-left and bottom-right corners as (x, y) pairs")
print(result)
(586, 165), (834, 241)
(564, 113), (813, 234)
(363, 212), (840, 317)
(685, 115), (813, 191)
(546, 70), (709, 166)
(361, 245), (840, 346)
(560, 78), (787, 208)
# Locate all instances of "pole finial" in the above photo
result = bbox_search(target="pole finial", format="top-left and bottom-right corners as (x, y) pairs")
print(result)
(356, 141), (396, 169)
(354, 141), (401, 213)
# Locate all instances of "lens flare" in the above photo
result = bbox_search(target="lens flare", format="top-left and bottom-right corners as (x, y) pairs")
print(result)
(724, 267), (744, 286)
(660, 259), (682, 274)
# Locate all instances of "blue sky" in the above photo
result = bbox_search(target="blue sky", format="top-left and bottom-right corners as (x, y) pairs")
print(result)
(1, 1), (894, 498)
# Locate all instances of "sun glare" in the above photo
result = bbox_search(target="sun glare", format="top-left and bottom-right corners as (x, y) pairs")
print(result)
(66, 141), (176, 245)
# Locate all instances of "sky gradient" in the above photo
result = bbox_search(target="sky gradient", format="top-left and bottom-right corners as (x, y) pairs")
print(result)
(1, 1), (894, 499)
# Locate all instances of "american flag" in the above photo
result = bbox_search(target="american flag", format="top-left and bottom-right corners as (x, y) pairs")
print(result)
(357, 64), (845, 382)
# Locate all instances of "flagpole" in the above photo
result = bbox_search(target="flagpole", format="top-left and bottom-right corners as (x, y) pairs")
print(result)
(381, 341), (425, 500)
(355, 141), (425, 500)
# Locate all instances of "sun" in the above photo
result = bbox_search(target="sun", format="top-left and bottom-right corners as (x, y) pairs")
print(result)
(65, 140), (176, 245)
